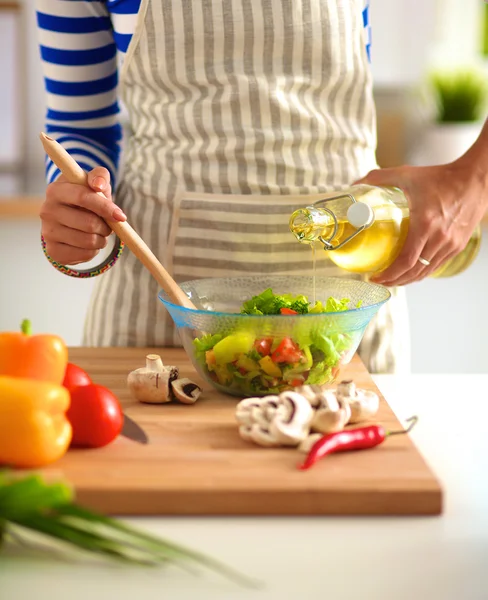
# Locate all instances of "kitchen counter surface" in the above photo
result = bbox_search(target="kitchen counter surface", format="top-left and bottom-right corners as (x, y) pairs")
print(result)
(1, 373), (487, 600)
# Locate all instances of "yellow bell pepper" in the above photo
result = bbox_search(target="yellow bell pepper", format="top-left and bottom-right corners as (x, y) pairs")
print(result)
(0, 376), (72, 468)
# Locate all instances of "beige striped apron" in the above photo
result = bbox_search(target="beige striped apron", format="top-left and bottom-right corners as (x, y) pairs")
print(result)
(82, 0), (411, 374)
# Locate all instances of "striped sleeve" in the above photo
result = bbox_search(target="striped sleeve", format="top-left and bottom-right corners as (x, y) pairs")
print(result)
(362, 0), (372, 62)
(35, 0), (123, 187)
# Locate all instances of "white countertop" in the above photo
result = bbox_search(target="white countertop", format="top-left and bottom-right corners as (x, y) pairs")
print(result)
(1, 374), (488, 600)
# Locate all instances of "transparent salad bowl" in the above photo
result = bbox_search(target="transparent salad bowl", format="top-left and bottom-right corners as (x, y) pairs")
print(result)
(158, 275), (391, 398)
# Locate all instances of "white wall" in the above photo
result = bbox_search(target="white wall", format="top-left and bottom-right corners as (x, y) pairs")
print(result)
(368, 0), (485, 85)
(0, 220), (95, 345)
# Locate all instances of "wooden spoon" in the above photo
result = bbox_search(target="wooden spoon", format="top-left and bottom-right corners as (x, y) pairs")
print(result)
(39, 132), (197, 311)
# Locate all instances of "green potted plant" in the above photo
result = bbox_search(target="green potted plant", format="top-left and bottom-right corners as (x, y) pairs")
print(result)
(409, 67), (488, 165)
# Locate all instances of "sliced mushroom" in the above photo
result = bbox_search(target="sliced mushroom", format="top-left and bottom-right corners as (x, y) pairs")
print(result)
(269, 391), (314, 446)
(127, 354), (178, 404)
(248, 424), (282, 447)
(333, 379), (379, 423)
(298, 433), (323, 454)
(336, 380), (356, 398)
(171, 378), (202, 404)
(295, 384), (325, 408)
(235, 392), (313, 447)
(235, 396), (279, 427)
(311, 390), (351, 434)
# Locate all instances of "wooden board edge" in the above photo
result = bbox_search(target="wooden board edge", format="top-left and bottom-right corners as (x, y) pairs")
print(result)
(75, 487), (443, 517)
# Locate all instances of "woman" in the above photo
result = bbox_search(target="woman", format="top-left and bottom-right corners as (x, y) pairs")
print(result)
(36, 0), (488, 374)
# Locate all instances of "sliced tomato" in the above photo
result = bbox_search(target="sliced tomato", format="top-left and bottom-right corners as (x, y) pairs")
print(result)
(254, 338), (273, 356)
(280, 308), (298, 315)
(271, 337), (303, 364)
(289, 377), (305, 387)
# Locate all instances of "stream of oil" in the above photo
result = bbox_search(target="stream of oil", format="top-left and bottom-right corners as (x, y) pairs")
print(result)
(311, 242), (316, 307)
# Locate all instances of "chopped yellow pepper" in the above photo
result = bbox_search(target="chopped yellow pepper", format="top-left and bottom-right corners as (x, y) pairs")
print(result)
(0, 376), (72, 468)
(259, 356), (282, 378)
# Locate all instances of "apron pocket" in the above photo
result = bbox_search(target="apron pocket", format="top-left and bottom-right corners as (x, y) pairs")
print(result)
(166, 190), (347, 282)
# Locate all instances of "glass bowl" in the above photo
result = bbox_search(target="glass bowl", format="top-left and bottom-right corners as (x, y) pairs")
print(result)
(158, 275), (390, 397)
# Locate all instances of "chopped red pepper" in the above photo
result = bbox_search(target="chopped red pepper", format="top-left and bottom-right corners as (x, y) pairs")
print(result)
(271, 337), (303, 364)
(299, 416), (418, 470)
(280, 308), (298, 315)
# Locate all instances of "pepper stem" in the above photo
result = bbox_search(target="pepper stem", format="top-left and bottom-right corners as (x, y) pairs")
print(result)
(20, 319), (32, 336)
(386, 415), (418, 437)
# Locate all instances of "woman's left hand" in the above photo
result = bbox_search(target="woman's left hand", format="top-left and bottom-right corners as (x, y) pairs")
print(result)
(356, 159), (487, 287)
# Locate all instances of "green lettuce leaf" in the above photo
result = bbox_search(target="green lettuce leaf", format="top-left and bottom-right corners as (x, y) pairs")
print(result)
(193, 333), (223, 363)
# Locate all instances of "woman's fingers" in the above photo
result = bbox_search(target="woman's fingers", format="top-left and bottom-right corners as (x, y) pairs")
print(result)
(87, 167), (112, 195)
(371, 213), (430, 285)
(41, 203), (113, 237)
(40, 167), (125, 266)
(44, 242), (100, 265)
(44, 224), (108, 251)
(48, 181), (125, 222)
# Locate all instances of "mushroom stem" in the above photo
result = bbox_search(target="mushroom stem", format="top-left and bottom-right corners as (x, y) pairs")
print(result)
(145, 354), (165, 371)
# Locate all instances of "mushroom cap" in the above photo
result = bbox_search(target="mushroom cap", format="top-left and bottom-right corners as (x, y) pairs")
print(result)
(127, 368), (172, 404)
(171, 378), (202, 404)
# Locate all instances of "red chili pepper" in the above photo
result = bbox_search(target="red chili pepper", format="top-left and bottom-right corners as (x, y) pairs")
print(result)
(298, 416), (418, 471)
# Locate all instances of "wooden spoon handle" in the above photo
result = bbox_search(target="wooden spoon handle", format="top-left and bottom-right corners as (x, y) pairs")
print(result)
(39, 132), (196, 311)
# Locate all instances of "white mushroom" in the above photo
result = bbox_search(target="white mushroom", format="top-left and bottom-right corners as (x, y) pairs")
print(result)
(295, 384), (324, 408)
(171, 378), (202, 404)
(235, 396), (279, 427)
(298, 433), (323, 454)
(127, 354), (179, 404)
(335, 379), (379, 424)
(269, 391), (314, 446)
(311, 390), (351, 434)
(235, 392), (313, 447)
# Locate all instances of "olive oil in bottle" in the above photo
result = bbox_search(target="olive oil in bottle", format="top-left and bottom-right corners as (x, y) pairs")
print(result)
(289, 184), (481, 278)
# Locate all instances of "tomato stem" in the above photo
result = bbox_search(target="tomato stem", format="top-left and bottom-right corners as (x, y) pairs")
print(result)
(20, 319), (32, 336)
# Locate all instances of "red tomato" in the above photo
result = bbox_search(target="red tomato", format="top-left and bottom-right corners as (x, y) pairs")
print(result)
(67, 384), (123, 448)
(280, 308), (298, 315)
(63, 363), (92, 391)
(271, 338), (303, 364)
(289, 377), (305, 387)
(254, 338), (272, 356)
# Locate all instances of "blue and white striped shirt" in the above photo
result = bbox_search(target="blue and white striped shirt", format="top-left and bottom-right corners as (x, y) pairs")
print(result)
(36, 0), (371, 189)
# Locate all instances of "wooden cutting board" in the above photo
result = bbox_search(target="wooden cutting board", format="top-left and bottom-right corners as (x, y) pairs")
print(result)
(40, 348), (442, 516)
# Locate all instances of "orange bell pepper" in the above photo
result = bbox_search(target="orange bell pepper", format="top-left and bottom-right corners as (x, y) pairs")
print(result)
(0, 376), (72, 468)
(0, 319), (68, 385)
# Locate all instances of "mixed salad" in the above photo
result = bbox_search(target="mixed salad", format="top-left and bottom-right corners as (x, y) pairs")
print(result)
(192, 288), (363, 396)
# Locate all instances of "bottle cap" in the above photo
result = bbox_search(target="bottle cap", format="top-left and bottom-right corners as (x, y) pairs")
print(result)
(347, 202), (374, 229)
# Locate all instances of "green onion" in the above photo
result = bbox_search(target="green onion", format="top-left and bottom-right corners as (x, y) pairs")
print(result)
(0, 470), (259, 588)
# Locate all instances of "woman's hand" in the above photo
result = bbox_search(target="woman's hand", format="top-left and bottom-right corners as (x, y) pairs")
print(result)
(356, 159), (487, 286)
(40, 167), (126, 265)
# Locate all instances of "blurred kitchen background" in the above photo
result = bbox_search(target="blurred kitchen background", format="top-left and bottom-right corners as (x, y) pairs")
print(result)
(0, 0), (487, 373)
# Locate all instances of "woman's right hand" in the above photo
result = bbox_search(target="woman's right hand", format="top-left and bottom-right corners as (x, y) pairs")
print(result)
(40, 167), (127, 265)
